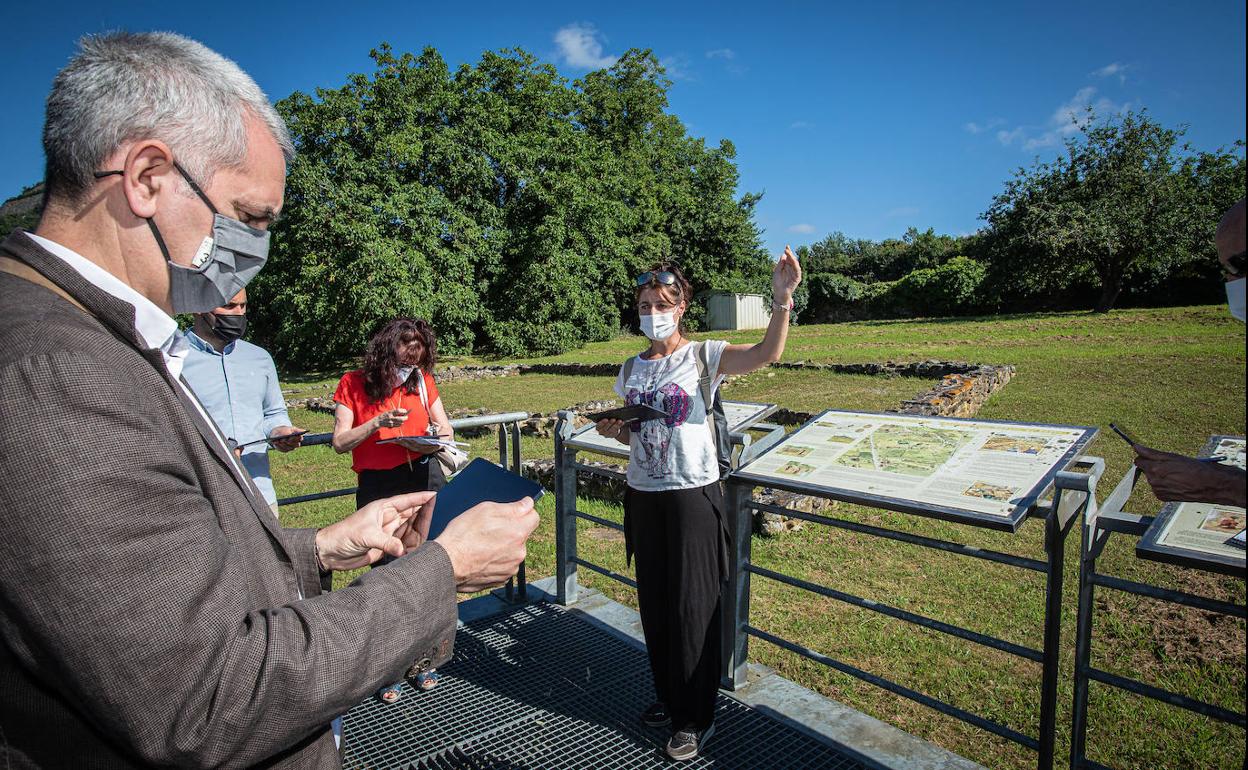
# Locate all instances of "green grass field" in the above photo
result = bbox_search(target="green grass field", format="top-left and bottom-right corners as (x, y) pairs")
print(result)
(272, 305), (1245, 770)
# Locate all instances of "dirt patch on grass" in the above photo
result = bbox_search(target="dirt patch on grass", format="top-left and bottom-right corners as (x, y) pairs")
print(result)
(1139, 601), (1245, 667)
(584, 526), (625, 543)
(1100, 569), (1246, 669)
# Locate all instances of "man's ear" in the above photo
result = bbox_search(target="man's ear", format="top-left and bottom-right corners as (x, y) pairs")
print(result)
(118, 140), (176, 220)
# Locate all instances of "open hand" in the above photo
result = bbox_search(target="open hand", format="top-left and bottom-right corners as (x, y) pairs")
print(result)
(772, 245), (802, 305)
(315, 491), (437, 570)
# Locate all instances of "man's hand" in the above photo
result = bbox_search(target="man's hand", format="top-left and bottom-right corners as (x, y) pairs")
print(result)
(435, 497), (540, 593)
(1134, 445), (1247, 508)
(315, 491), (437, 571)
(269, 425), (304, 453)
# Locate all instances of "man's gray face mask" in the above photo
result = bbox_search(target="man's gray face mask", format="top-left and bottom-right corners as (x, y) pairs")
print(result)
(94, 162), (270, 314)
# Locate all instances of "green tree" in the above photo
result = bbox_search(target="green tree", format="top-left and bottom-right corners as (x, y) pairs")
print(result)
(982, 109), (1244, 313)
(253, 44), (769, 366)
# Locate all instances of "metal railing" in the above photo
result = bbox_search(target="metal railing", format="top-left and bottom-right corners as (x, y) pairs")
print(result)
(276, 411), (532, 600)
(1069, 462), (1246, 770)
(552, 410), (1102, 770)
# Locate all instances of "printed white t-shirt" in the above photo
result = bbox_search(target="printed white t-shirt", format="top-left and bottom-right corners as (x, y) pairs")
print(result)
(613, 340), (728, 491)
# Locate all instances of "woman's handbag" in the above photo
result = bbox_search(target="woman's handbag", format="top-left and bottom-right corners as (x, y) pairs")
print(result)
(435, 444), (471, 477)
(414, 370), (472, 476)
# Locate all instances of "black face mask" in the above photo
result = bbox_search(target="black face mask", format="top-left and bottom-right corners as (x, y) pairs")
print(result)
(210, 313), (248, 343)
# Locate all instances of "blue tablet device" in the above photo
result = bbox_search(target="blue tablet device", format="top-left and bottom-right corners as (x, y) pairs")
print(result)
(426, 458), (546, 540)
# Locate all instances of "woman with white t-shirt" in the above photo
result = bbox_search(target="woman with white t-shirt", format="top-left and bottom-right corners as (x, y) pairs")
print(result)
(594, 251), (801, 762)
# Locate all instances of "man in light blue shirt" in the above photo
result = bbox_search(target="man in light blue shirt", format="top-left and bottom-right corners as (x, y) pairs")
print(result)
(183, 289), (304, 514)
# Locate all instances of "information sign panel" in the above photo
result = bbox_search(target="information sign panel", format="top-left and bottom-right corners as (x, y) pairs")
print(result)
(1137, 435), (1246, 576)
(732, 409), (1096, 531)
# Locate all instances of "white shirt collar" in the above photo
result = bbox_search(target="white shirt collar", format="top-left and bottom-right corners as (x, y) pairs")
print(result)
(25, 232), (182, 357)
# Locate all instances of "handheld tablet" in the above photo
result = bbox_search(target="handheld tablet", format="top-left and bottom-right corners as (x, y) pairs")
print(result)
(378, 435), (469, 448)
(235, 429), (308, 450)
(587, 403), (669, 423)
(426, 458), (545, 540)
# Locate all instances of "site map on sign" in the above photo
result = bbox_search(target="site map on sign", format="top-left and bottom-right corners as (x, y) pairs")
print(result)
(737, 411), (1092, 520)
(834, 424), (973, 477)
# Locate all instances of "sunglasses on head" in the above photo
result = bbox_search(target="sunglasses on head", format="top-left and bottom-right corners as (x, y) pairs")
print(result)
(636, 270), (677, 287)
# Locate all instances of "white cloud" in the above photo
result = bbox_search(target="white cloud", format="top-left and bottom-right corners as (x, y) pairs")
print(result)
(1049, 86), (1100, 136)
(964, 118), (1005, 134)
(554, 23), (617, 69)
(1091, 61), (1130, 84)
(993, 87), (1127, 151)
(705, 47), (747, 74)
(788, 223), (817, 234)
(885, 206), (920, 219)
(996, 126), (1026, 146)
(789, 120), (814, 130)
(660, 54), (695, 81)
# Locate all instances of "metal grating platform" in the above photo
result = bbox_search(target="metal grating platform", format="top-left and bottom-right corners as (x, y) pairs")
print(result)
(342, 601), (882, 769)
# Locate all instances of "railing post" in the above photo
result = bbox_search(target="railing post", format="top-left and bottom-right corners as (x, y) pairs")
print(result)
(554, 412), (579, 605)
(722, 477), (753, 690)
(500, 422), (515, 603)
(511, 419), (527, 600)
(1069, 508), (1099, 769)
(1039, 466), (1100, 770)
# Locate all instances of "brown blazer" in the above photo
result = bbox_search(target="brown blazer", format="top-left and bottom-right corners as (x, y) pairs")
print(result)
(0, 231), (456, 769)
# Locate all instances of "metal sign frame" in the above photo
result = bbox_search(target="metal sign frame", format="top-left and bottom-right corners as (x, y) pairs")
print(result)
(731, 409), (1098, 533)
(553, 410), (1102, 770)
(1070, 441), (1246, 770)
(1135, 434), (1246, 577)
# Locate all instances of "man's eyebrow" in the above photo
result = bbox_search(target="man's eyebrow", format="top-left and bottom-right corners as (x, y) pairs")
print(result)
(232, 199), (281, 222)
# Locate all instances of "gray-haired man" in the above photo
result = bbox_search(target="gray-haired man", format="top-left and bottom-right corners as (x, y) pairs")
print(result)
(0, 32), (537, 768)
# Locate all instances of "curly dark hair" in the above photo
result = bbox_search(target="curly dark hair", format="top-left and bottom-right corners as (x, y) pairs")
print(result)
(362, 317), (438, 403)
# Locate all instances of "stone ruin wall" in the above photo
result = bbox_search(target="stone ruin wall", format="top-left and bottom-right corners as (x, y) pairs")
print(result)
(287, 360), (1015, 536)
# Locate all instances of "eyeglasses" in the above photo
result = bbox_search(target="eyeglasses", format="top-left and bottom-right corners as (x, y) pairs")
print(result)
(1227, 251), (1246, 278)
(636, 270), (677, 287)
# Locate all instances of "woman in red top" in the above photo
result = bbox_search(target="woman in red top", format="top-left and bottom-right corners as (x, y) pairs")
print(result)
(332, 317), (455, 702)
(332, 317), (455, 507)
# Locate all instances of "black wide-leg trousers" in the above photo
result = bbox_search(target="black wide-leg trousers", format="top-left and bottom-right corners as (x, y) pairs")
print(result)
(625, 482), (729, 732)
(357, 458), (446, 567)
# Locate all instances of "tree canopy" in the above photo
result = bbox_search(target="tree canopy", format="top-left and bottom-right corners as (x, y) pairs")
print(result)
(981, 110), (1245, 313)
(250, 44), (771, 366)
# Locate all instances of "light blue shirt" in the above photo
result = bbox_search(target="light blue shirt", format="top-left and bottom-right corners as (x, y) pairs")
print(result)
(182, 331), (291, 505)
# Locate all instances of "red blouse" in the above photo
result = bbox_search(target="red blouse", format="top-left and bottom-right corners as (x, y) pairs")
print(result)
(333, 369), (441, 473)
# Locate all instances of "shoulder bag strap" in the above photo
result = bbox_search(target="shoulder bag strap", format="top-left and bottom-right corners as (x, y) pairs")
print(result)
(694, 341), (717, 444)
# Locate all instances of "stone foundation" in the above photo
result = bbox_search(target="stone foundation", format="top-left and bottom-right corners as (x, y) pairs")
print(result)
(894, 364), (1014, 418)
(289, 359), (1014, 537)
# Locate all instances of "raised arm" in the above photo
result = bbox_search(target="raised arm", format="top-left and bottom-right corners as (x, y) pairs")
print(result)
(719, 245), (802, 375)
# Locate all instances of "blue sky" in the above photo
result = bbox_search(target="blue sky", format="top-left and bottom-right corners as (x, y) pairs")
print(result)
(2, 1), (1244, 256)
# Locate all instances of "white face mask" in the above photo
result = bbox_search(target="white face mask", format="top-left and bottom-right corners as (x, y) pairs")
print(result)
(395, 366), (416, 386)
(1227, 278), (1246, 322)
(639, 311), (678, 341)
